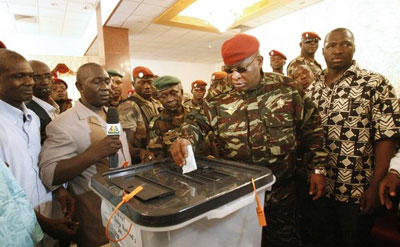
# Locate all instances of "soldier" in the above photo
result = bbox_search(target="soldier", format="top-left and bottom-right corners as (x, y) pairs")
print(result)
(287, 31), (322, 78)
(206, 71), (231, 100)
(292, 64), (315, 90)
(170, 34), (327, 247)
(147, 76), (212, 160)
(183, 80), (207, 116)
(269, 50), (287, 75)
(107, 69), (123, 107)
(306, 28), (400, 247)
(118, 66), (162, 162)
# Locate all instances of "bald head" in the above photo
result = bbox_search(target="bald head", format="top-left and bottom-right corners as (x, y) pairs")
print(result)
(29, 60), (51, 74)
(0, 49), (28, 74)
(75, 62), (111, 109)
(324, 28), (354, 47)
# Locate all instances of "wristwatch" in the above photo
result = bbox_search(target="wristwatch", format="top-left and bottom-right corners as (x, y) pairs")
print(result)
(314, 167), (327, 176)
(389, 169), (400, 179)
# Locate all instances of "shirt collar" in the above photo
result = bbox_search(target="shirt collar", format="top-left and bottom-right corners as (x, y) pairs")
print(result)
(0, 100), (33, 123)
(32, 96), (59, 115)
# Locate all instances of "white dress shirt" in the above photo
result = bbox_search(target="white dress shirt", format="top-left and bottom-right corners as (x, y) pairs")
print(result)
(32, 96), (59, 120)
(0, 100), (52, 216)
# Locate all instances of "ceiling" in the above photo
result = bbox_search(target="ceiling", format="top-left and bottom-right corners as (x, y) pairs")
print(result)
(1, 0), (322, 63)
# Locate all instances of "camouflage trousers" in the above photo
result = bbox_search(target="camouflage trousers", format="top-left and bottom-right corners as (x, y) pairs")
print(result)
(262, 180), (301, 247)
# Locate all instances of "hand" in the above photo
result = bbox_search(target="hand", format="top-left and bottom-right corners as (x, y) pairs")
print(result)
(170, 138), (191, 167)
(361, 183), (379, 214)
(379, 172), (400, 210)
(86, 135), (122, 160)
(309, 174), (326, 200)
(140, 149), (155, 163)
(36, 213), (79, 240)
(54, 187), (75, 218)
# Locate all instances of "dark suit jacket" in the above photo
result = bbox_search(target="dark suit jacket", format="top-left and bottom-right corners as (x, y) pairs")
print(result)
(26, 100), (51, 144)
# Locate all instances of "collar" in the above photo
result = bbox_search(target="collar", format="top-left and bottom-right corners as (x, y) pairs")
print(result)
(32, 96), (60, 115)
(74, 100), (107, 123)
(0, 100), (33, 123)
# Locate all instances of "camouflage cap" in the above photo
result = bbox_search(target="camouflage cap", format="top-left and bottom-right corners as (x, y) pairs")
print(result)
(107, 69), (123, 78)
(153, 75), (181, 91)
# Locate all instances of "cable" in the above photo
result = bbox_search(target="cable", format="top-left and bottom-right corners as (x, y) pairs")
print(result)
(105, 186), (143, 243)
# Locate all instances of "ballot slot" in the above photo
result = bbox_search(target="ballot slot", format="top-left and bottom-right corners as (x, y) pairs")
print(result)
(108, 174), (174, 201)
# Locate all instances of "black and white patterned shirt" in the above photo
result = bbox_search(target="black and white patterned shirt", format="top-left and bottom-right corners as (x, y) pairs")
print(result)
(306, 61), (400, 203)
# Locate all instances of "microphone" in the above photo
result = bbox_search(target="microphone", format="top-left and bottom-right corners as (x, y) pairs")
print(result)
(106, 107), (121, 169)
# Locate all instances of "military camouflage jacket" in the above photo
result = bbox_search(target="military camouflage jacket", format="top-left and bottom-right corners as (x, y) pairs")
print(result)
(147, 104), (212, 160)
(206, 78), (234, 100)
(287, 55), (322, 79)
(118, 93), (162, 148)
(181, 72), (327, 184)
(183, 99), (206, 117)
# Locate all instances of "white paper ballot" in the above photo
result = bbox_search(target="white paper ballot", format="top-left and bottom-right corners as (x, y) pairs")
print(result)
(182, 144), (197, 174)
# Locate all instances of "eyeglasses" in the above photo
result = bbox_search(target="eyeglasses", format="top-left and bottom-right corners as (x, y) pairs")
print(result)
(223, 55), (258, 74)
(33, 73), (54, 82)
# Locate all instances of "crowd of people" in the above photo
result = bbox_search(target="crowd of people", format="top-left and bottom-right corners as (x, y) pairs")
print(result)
(0, 27), (399, 247)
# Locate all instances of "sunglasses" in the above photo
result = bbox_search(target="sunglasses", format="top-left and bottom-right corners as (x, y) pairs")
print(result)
(223, 55), (258, 74)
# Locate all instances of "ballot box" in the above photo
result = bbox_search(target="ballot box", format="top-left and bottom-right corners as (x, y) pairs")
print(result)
(90, 157), (275, 247)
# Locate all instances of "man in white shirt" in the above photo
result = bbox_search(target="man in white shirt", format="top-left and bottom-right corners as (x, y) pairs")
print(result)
(0, 49), (78, 245)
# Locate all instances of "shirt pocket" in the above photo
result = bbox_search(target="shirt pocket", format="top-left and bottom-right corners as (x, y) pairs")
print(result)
(264, 113), (296, 156)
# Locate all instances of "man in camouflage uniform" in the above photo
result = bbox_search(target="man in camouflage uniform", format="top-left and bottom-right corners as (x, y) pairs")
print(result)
(183, 80), (207, 116)
(107, 69), (124, 107)
(118, 66), (162, 162)
(206, 71), (231, 100)
(292, 64), (315, 90)
(306, 28), (400, 247)
(287, 31), (322, 78)
(147, 76), (212, 160)
(170, 34), (328, 247)
(269, 49), (287, 75)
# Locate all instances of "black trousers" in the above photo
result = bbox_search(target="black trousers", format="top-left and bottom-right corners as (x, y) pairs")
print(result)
(312, 197), (375, 247)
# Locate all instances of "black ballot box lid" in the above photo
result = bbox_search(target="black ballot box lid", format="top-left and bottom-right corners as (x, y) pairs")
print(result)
(91, 156), (273, 227)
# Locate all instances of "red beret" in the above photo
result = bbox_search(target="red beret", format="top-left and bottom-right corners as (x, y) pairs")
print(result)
(53, 78), (68, 89)
(127, 89), (135, 96)
(191, 80), (207, 88)
(211, 71), (227, 81)
(132, 66), (154, 79)
(0, 41), (6, 49)
(221, 34), (260, 66)
(301, 32), (321, 41)
(269, 50), (287, 60)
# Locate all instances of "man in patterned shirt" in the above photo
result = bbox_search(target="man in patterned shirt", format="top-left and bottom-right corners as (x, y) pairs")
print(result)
(170, 34), (328, 247)
(306, 27), (400, 247)
(118, 66), (162, 162)
(147, 76), (212, 159)
(183, 80), (207, 116)
(287, 31), (322, 78)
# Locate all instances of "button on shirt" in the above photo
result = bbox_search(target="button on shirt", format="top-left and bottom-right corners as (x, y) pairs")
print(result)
(0, 100), (52, 214)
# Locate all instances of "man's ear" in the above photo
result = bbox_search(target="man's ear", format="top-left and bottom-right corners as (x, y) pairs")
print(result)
(75, 81), (83, 93)
(257, 55), (264, 68)
(299, 42), (302, 48)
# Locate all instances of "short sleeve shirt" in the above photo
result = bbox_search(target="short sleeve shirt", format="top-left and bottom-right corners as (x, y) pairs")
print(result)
(306, 61), (400, 203)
